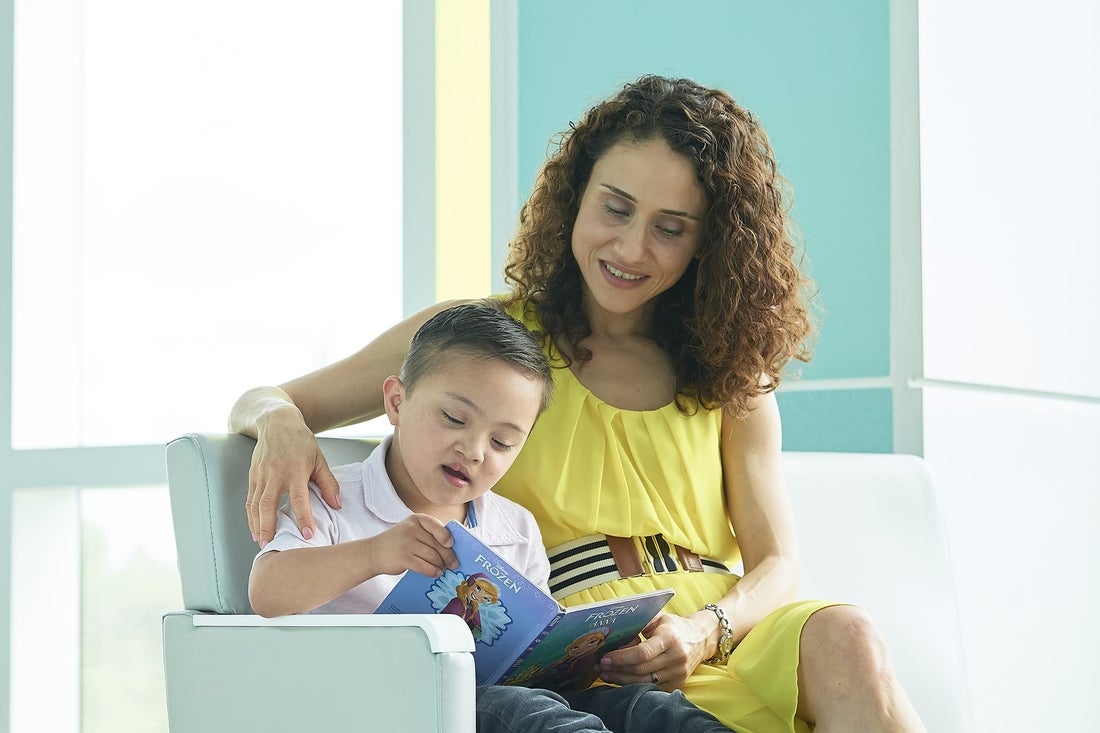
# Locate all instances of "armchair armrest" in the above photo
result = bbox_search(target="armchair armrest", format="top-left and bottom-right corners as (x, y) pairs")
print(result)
(188, 613), (476, 653)
(163, 611), (475, 732)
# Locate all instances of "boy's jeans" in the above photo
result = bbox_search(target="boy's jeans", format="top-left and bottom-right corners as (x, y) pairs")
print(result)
(476, 683), (731, 733)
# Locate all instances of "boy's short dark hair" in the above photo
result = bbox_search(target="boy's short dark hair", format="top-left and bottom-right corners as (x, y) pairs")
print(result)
(400, 300), (554, 413)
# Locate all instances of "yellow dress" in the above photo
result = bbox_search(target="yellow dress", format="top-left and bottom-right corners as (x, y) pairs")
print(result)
(497, 300), (833, 733)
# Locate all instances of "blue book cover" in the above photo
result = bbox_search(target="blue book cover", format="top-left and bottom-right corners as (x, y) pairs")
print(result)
(376, 521), (675, 690)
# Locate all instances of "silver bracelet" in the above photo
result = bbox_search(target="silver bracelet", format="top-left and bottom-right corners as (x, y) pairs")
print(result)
(703, 603), (734, 664)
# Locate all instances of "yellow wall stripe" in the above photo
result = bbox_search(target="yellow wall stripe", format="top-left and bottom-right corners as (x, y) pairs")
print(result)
(435, 0), (492, 301)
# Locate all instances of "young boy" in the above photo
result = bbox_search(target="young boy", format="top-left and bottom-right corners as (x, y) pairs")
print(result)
(249, 301), (730, 733)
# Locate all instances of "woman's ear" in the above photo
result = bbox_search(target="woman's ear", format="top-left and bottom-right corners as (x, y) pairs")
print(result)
(381, 375), (405, 426)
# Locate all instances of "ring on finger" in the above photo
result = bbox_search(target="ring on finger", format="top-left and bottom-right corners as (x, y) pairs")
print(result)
(651, 671), (660, 684)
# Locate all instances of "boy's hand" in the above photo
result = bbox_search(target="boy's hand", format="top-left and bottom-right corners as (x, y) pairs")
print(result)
(369, 514), (460, 578)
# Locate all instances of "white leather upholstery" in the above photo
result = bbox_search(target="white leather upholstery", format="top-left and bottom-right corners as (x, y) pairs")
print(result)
(784, 452), (972, 732)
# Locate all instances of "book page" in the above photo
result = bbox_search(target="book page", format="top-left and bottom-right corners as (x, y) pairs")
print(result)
(499, 588), (675, 691)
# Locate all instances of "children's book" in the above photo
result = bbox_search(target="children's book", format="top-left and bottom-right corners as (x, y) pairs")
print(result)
(376, 520), (675, 691)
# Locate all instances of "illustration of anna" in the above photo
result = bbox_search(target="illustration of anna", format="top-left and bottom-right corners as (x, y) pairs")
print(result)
(441, 572), (498, 639)
(527, 627), (611, 691)
(428, 570), (511, 645)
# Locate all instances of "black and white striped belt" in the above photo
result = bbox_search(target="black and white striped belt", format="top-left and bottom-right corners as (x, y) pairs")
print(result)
(547, 533), (733, 601)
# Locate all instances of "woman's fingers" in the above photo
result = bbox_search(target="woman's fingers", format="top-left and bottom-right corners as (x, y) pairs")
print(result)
(284, 481), (317, 542)
(314, 459), (342, 511)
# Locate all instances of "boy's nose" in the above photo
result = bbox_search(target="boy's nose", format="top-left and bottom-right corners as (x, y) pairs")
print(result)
(456, 436), (484, 464)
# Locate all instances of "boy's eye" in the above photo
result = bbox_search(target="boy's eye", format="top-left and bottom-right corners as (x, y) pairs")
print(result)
(442, 411), (464, 426)
(491, 438), (515, 452)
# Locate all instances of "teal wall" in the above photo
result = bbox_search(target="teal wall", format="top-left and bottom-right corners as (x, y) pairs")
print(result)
(777, 389), (894, 453)
(516, 0), (893, 452)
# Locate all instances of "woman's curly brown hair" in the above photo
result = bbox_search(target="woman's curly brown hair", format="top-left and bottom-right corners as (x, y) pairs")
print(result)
(503, 74), (817, 417)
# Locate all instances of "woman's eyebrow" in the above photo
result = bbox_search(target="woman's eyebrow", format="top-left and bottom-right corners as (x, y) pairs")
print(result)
(599, 183), (700, 220)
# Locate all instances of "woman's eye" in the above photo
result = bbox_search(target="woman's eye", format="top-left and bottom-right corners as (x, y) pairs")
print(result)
(602, 202), (629, 218)
(442, 411), (464, 426)
(655, 220), (684, 238)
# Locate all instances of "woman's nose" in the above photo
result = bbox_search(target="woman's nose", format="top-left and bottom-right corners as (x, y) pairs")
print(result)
(615, 222), (647, 262)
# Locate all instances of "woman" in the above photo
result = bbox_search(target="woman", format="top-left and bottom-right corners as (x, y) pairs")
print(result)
(231, 75), (926, 732)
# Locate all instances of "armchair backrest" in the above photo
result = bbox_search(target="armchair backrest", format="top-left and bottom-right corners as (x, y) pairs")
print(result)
(165, 432), (379, 614)
(783, 451), (972, 732)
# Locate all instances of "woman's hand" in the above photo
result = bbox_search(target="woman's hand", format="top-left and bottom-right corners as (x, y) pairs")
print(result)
(596, 610), (718, 690)
(232, 302), (470, 546)
(246, 404), (341, 547)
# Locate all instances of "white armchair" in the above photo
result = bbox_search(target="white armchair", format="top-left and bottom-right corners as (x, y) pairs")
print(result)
(162, 434), (971, 732)
(162, 433), (476, 732)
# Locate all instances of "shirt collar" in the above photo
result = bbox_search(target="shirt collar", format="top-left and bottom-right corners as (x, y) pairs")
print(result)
(361, 435), (412, 523)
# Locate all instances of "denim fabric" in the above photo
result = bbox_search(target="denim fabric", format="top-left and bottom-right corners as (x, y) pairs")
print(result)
(476, 684), (731, 733)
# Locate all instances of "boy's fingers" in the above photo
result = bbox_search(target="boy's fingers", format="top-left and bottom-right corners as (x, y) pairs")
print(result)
(439, 546), (459, 570)
(410, 514), (455, 547)
(411, 533), (460, 573)
(408, 557), (446, 578)
(408, 542), (452, 577)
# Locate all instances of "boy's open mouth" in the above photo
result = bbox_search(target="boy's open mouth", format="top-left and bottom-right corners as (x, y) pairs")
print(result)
(442, 464), (470, 484)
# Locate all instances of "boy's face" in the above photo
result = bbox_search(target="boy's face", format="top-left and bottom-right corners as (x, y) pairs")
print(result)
(382, 353), (543, 522)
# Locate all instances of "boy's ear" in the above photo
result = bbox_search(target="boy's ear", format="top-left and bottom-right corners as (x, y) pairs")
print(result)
(381, 375), (405, 426)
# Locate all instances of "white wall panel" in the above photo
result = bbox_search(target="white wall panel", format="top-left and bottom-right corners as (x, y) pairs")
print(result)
(920, 0), (1100, 398)
(924, 386), (1100, 733)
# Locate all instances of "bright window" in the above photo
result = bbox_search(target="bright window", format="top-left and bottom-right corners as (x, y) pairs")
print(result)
(9, 2), (405, 730)
(12, 0), (403, 449)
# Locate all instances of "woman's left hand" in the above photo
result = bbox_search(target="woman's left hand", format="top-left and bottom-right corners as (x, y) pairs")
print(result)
(596, 611), (715, 690)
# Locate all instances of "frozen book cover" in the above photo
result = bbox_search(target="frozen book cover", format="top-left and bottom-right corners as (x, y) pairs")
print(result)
(377, 521), (674, 688)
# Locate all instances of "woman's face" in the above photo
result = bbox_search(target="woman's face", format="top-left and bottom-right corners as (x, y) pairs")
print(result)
(571, 137), (707, 323)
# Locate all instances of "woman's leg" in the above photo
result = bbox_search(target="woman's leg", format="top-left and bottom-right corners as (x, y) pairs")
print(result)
(795, 606), (927, 733)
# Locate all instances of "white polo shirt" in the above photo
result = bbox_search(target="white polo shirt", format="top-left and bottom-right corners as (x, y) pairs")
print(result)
(256, 435), (551, 613)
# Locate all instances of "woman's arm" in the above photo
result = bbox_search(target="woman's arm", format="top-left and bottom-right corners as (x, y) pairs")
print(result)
(230, 299), (470, 545)
(248, 513), (460, 617)
(704, 390), (801, 645)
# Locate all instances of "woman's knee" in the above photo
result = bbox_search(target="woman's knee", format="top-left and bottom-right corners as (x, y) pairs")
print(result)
(800, 605), (893, 678)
